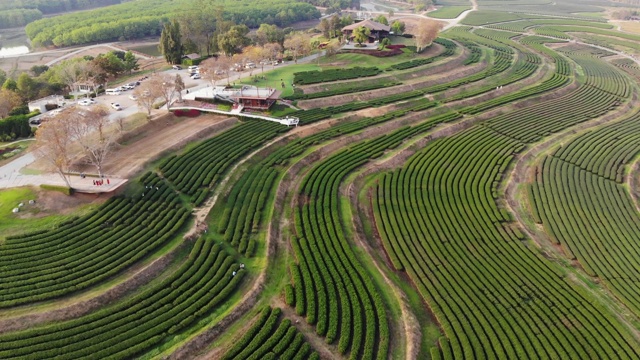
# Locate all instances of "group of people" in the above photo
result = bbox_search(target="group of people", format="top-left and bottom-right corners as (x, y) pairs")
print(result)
(93, 178), (110, 186)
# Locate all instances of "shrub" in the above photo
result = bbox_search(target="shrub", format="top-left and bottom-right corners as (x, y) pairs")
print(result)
(173, 109), (200, 117)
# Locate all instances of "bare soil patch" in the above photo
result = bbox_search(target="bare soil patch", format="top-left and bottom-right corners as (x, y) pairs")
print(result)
(18, 189), (107, 220)
(74, 113), (237, 178)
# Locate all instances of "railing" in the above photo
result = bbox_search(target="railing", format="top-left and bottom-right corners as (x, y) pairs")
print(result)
(170, 101), (299, 126)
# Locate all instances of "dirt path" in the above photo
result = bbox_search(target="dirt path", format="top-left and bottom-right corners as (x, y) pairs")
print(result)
(346, 177), (421, 360)
(502, 88), (640, 342)
(169, 117), (354, 358)
(0, 239), (190, 333)
(273, 298), (341, 360)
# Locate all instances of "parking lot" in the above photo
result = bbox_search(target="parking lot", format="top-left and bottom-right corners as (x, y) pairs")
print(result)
(30, 60), (293, 127)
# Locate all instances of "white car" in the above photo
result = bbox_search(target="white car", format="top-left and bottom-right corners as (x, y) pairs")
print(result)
(110, 103), (122, 111)
(129, 94), (138, 100)
(78, 98), (96, 106)
(191, 73), (201, 80)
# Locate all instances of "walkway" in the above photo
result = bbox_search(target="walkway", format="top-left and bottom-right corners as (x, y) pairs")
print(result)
(170, 100), (299, 126)
(0, 153), (126, 193)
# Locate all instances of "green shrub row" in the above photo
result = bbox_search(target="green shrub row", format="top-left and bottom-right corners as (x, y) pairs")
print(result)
(293, 67), (382, 85)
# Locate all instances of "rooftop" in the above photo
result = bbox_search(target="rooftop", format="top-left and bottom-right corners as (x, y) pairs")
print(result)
(342, 19), (391, 32)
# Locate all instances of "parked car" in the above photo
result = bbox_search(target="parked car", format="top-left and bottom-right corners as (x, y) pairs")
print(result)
(110, 103), (122, 110)
(172, 65), (182, 70)
(78, 98), (96, 106)
(188, 65), (199, 72)
(191, 73), (201, 80)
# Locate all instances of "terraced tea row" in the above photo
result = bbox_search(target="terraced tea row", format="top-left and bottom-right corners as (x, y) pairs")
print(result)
(0, 174), (189, 308)
(0, 238), (243, 359)
(221, 307), (319, 360)
(529, 112), (640, 317)
(372, 46), (639, 358)
(160, 120), (286, 196)
(486, 55), (627, 142)
(292, 113), (468, 360)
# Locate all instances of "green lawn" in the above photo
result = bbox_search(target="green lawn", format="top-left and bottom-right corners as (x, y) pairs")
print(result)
(428, 5), (471, 19)
(126, 43), (162, 57)
(320, 47), (418, 69)
(0, 187), (95, 240)
(237, 63), (319, 97)
(0, 140), (33, 166)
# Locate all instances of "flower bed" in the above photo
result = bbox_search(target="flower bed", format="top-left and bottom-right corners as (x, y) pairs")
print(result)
(338, 48), (403, 57)
(173, 109), (201, 117)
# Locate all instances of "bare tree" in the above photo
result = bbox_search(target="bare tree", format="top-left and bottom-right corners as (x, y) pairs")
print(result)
(34, 109), (76, 188)
(148, 73), (179, 111)
(200, 57), (225, 87)
(324, 42), (340, 60)
(212, 55), (233, 85)
(263, 42), (283, 70)
(175, 74), (185, 103)
(117, 116), (125, 132)
(284, 32), (311, 64)
(414, 20), (442, 53)
(67, 106), (115, 177)
(134, 82), (161, 118)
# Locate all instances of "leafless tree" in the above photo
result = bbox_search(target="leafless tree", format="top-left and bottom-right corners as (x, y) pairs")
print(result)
(200, 57), (225, 87)
(147, 73), (179, 111)
(134, 81), (162, 118)
(67, 105), (115, 177)
(414, 20), (442, 53)
(284, 32), (311, 63)
(34, 108), (76, 188)
(175, 74), (185, 103)
(263, 42), (283, 70)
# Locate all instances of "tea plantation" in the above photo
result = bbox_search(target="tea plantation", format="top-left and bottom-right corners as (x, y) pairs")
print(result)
(3, 2), (640, 359)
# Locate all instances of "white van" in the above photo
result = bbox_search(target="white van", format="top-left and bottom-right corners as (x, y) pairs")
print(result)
(105, 89), (121, 95)
(188, 65), (199, 72)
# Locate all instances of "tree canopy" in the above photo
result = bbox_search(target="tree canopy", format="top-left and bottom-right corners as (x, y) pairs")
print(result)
(160, 20), (183, 65)
(0, 0), (120, 29)
(24, 0), (320, 47)
(352, 26), (370, 45)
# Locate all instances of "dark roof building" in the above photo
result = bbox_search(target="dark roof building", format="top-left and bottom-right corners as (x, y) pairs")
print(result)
(232, 87), (281, 110)
(342, 19), (391, 43)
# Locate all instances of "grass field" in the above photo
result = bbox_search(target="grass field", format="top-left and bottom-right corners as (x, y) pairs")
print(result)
(126, 43), (162, 57)
(0, 187), (95, 239)
(238, 63), (319, 97)
(428, 6), (471, 19)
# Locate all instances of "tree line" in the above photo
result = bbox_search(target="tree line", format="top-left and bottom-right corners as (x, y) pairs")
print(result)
(298, 0), (360, 12)
(0, 0), (121, 29)
(25, 0), (320, 47)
